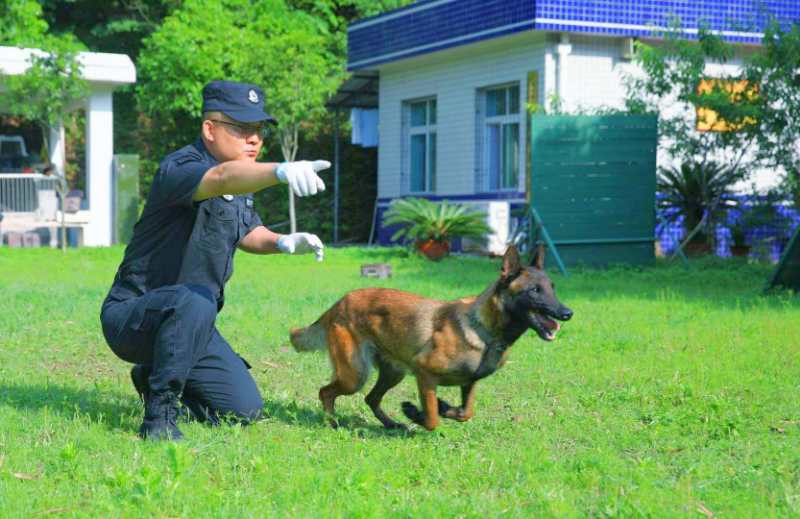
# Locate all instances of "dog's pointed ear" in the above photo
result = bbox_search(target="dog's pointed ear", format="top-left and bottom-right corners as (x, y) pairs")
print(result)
(530, 243), (546, 270)
(501, 245), (522, 280)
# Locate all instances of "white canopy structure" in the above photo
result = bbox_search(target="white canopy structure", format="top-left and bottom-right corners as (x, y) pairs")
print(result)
(0, 46), (136, 246)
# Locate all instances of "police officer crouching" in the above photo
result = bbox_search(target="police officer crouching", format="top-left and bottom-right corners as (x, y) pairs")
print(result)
(100, 80), (329, 440)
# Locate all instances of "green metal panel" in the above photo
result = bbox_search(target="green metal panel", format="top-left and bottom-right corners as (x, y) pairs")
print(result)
(530, 115), (657, 267)
(113, 154), (139, 245)
(768, 225), (800, 292)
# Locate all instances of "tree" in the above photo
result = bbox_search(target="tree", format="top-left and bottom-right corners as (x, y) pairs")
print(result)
(625, 26), (761, 247)
(40, 1), (184, 156)
(285, 0), (415, 55)
(0, 0), (49, 47)
(743, 22), (800, 206)
(1, 1), (89, 166)
(1, 39), (89, 161)
(625, 26), (760, 173)
(249, 26), (341, 232)
(136, 0), (342, 230)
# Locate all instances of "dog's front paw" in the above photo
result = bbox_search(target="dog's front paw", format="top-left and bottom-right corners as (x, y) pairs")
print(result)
(437, 398), (456, 417)
(401, 401), (423, 425)
(437, 398), (472, 421)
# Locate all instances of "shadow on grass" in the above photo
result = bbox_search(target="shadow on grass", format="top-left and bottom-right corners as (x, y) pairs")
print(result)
(0, 382), (415, 438)
(0, 382), (140, 432)
(261, 399), (415, 439)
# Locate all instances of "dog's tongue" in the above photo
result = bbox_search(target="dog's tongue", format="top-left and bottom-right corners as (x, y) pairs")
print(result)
(543, 317), (560, 331)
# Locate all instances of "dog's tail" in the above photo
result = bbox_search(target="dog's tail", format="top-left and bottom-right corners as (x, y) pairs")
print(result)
(290, 320), (328, 352)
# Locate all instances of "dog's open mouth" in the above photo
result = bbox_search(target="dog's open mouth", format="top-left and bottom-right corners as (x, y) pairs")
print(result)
(529, 311), (561, 341)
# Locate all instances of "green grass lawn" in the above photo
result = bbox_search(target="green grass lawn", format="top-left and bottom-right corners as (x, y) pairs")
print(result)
(0, 246), (798, 517)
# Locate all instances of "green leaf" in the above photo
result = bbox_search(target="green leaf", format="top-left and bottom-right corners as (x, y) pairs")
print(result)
(383, 197), (492, 244)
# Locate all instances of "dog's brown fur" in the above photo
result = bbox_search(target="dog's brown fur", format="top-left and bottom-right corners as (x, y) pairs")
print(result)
(290, 246), (572, 430)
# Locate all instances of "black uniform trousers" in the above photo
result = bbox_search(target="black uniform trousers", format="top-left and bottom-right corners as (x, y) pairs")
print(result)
(100, 284), (263, 424)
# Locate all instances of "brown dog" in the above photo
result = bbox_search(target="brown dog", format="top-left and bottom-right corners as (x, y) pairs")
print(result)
(290, 245), (572, 430)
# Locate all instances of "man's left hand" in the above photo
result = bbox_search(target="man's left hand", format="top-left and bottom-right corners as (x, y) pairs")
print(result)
(277, 233), (324, 261)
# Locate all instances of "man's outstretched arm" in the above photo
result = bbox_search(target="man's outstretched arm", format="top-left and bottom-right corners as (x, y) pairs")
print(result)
(194, 160), (330, 201)
(238, 225), (283, 255)
(239, 226), (325, 261)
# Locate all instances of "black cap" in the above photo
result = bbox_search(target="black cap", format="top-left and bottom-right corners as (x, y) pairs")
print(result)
(202, 80), (277, 124)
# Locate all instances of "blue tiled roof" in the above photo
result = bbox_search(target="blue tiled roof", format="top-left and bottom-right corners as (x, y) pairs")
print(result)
(348, 0), (800, 70)
(348, 0), (534, 70)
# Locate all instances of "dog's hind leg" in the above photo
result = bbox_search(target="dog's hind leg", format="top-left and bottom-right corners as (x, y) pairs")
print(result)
(365, 359), (406, 430)
(437, 381), (477, 422)
(319, 324), (369, 428)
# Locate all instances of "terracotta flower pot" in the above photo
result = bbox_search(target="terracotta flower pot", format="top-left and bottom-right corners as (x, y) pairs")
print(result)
(415, 239), (450, 261)
(683, 239), (712, 257)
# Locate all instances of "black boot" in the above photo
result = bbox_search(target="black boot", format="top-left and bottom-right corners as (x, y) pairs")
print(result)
(130, 364), (151, 402)
(139, 391), (184, 441)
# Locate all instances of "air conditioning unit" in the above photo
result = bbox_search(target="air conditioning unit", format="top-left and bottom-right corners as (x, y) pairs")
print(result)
(461, 201), (510, 255)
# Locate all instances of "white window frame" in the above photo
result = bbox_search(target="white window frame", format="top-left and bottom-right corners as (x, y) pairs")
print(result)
(477, 83), (523, 193)
(402, 97), (437, 195)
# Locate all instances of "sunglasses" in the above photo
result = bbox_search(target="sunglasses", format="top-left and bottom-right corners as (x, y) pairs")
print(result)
(209, 119), (270, 139)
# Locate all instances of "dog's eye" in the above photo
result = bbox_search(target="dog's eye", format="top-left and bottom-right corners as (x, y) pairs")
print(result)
(530, 286), (541, 294)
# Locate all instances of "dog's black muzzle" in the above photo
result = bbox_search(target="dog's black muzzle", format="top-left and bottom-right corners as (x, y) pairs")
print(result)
(555, 305), (573, 321)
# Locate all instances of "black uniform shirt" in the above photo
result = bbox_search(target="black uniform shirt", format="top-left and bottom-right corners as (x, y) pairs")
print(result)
(107, 138), (263, 309)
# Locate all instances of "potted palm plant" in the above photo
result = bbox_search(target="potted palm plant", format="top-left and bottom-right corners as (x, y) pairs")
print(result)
(383, 197), (492, 261)
(728, 191), (782, 257)
(658, 160), (744, 256)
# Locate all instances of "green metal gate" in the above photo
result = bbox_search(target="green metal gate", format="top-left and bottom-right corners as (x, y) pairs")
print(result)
(530, 114), (658, 267)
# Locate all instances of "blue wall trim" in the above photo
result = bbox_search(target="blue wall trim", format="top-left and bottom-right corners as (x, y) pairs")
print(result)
(348, 0), (800, 70)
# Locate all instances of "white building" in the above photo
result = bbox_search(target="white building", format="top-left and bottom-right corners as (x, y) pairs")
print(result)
(345, 0), (799, 245)
(0, 46), (136, 246)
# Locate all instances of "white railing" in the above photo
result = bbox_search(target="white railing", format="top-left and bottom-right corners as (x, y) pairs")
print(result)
(0, 173), (62, 218)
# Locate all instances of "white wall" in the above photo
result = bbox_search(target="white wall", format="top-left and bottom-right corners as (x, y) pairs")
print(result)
(559, 35), (630, 111)
(377, 32), (547, 199)
(375, 32), (780, 197)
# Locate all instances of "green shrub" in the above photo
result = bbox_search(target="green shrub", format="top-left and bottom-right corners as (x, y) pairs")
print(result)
(383, 197), (492, 243)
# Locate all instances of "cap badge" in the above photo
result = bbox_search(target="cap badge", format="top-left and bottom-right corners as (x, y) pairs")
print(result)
(248, 89), (259, 103)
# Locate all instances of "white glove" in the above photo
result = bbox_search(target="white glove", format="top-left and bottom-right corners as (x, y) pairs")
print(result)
(275, 160), (330, 197)
(277, 232), (324, 262)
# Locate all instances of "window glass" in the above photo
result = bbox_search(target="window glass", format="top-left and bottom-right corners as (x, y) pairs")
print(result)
(486, 89), (506, 117)
(482, 84), (520, 191)
(509, 85), (520, 114)
(429, 100), (437, 125)
(486, 124), (501, 190)
(410, 134), (427, 192)
(428, 133), (436, 191)
(410, 102), (427, 127)
(502, 123), (519, 188)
